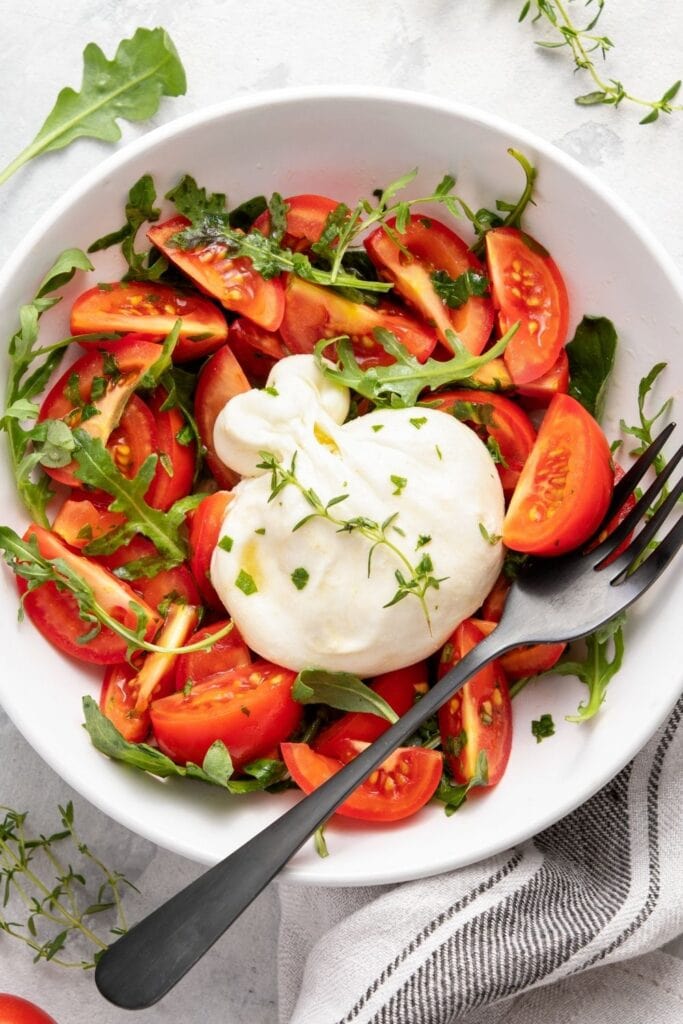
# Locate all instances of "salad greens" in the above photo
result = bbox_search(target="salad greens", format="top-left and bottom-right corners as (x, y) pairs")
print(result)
(0, 28), (186, 187)
(293, 670), (399, 723)
(566, 315), (618, 421)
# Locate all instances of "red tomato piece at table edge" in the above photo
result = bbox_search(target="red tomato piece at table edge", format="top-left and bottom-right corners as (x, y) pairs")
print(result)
(503, 393), (613, 556)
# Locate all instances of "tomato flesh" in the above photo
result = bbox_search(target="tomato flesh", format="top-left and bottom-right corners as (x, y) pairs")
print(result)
(97, 536), (201, 612)
(365, 214), (494, 355)
(188, 491), (234, 610)
(148, 216), (285, 331)
(472, 618), (566, 681)
(486, 227), (569, 386)
(438, 619), (512, 786)
(503, 394), (613, 556)
(52, 497), (125, 549)
(194, 343), (250, 488)
(151, 661), (301, 769)
(516, 347), (569, 407)
(70, 281), (228, 361)
(144, 386), (196, 511)
(427, 388), (536, 496)
(0, 994), (58, 1024)
(174, 619), (251, 690)
(253, 194), (340, 250)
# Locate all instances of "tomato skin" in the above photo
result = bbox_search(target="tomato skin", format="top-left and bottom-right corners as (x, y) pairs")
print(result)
(194, 343), (250, 488)
(313, 661), (427, 758)
(481, 573), (509, 623)
(472, 618), (566, 681)
(187, 491), (233, 610)
(52, 497), (125, 549)
(503, 394), (613, 556)
(516, 348), (569, 407)
(148, 217), (285, 331)
(151, 661), (301, 769)
(174, 619), (251, 690)
(281, 742), (442, 822)
(486, 227), (570, 386)
(0, 994), (58, 1024)
(253, 194), (339, 250)
(226, 317), (286, 385)
(144, 387), (196, 511)
(19, 526), (160, 665)
(96, 536), (201, 612)
(365, 214), (494, 355)
(428, 388), (536, 496)
(279, 276), (437, 365)
(70, 281), (228, 361)
(596, 463), (637, 565)
(100, 663), (152, 743)
(438, 619), (512, 786)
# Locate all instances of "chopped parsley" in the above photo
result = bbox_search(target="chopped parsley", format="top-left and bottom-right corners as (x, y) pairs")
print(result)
(435, 445), (443, 461)
(264, 385), (279, 397)
(431, 268), (489, 309)
(531, 713), (555, 743)
(409, 416), (427, 430)
(486, 436), (508, 466)
(390, 474), (407, 496)
(218, 536), (234, 553)
(255, 527), (266, 535)
(291, 567), (310, 591)
(371, 423), (384, 432)
(235, 569), (257, 595)
(479, 522), (502, 545)
(416, 534), (432, 549)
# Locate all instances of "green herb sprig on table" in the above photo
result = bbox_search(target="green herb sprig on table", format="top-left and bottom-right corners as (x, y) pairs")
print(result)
(519, 1), (681, 124)
(0, 801), (134, 969)
(0, 27), (186, 186)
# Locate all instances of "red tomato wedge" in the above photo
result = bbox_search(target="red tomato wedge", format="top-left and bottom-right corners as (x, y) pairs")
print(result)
(96, 535), (201, 613)
(472, 619), (566, 681)
(38, 336), (161, 488)
(503, 394), (613, 556)
(194, 343), (251, 489)
(19, 525), (161, 664)
(187, 491), (233, 610)
(0, 995), (58, 1024)
(70, 281), (228, 361)
(101, 663), (150, 743)
(282, 741), (442, 822)
(226, 317), (287, 385)
(438, 619), (512, 786)
(486, 227), (569, 386)
(280, 276), (436, 364)
(144, 386), (196, 511)
(516, 348), (569, 407)
(313, 661), (427, 758)
(174, 619), (251, 691)
(151, 661), (301, 770)
(148, 216), (285, 331)
(253, 194), (340, 250)
(52, 497), (125, 549)
(364, 214), (494, 355)
(427, 388), (536, 496)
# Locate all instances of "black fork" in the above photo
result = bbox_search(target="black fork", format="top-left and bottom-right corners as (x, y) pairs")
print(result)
(95, 425), (682, 1010)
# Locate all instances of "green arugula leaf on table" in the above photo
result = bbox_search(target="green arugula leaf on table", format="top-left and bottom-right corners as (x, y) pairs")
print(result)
(0, 28), (186, 186)
(293, 669), (399, 722)
(315, 323), (518, 409)
(566, 315), (618, 421)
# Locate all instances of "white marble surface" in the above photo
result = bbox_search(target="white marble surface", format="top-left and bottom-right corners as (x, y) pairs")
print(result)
(0, 1), (681, 1021)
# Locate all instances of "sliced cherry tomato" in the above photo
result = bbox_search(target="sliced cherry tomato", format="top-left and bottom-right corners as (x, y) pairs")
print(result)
(226, 316), (286, 384)
(194, 343), (250, 488)
(281, 741), (442, 822)
(503, 394), (613, 556)
(486, 227), (569, 386)
(481, 572), (510, 623)
(365, 214), (494, 355)
(313, 661), (427, 758)
(594, 463), (637, 565)
(151, 660), (301, 769)
(0, 995), (58, 1024)
(19, 525), (160, 664)
(279, 276), (437, 365)
(428, 388), (536, 496)
(38, 336), (161, 487)
(144, 386), (196, 511)
(103, 393), (157, 487)
(438, 619), (512, 786)
(188, 491), (233, 610)
(70, 281), (228, 361)
(96, 536), (201, 612)
(516, 348), (569, 407)
(253, 194), (339, 250)
(472, 618), (566, 681)
(100, 604), (198, 742)
(174, 619), (251, 690)
(52, 497), (125, 549)
(148, 216), (285, 331)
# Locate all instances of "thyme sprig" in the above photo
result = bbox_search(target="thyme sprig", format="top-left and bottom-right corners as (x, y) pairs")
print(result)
(520, 0), (682, 124)
(256, 451), (446, 628)
(0, 802), (134, 969)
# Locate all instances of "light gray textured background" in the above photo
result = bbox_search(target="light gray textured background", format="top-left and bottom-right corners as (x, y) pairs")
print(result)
(0, 1), (681, 1021)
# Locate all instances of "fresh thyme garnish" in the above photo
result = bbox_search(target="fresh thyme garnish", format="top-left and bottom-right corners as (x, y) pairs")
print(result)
(479, 522), (502, 546)
(256, 450), (447, 627)
(291, 567), (310, 591)
(235, 569), (258, 596)
(390, 474), (407, 496)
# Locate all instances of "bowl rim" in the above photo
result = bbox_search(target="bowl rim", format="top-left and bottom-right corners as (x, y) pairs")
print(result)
(0, 86), (682, 885)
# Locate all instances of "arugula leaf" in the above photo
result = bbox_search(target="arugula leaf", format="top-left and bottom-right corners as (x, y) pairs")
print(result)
(268, 193), (289, 246)
(228, 195), (268, 231)
(0, 28), (186, 186)
(431, 269), (489, 309)
(3, 249), (93, 524)
(566, 316), (618, 421)
(293, 669), (399, 723)
(434, 751), (488, 816)
(554, 614), (626, 723)
(315, 323), (518, 409)
(164, 174), (227, 223)
(223, 758), (289, 794)
(88, 174), (167, 281)
(531, 713), (555, 742)
(467, 149), (537, 256)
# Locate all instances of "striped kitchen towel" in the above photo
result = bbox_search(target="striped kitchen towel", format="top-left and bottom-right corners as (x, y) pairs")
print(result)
(277, 695), (683, 1024)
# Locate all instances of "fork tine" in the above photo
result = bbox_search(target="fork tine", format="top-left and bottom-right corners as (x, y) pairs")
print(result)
(592, 440), (683, 564)
(604, 422), (675, 521)
(618, 512), (683, 596)
(609, 475), (683, 579)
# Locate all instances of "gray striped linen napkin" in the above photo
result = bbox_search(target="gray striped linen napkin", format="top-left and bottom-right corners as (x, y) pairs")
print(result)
(277, 695), (683, 1024)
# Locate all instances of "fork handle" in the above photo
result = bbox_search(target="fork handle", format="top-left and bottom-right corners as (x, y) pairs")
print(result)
(95, 628), (510, 1009)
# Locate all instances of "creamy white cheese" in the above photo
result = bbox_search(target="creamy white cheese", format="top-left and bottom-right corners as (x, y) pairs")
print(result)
(210, 355), (504, 676)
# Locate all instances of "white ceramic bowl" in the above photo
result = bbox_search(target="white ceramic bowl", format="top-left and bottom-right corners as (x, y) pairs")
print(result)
(0, 88), (681, 886)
